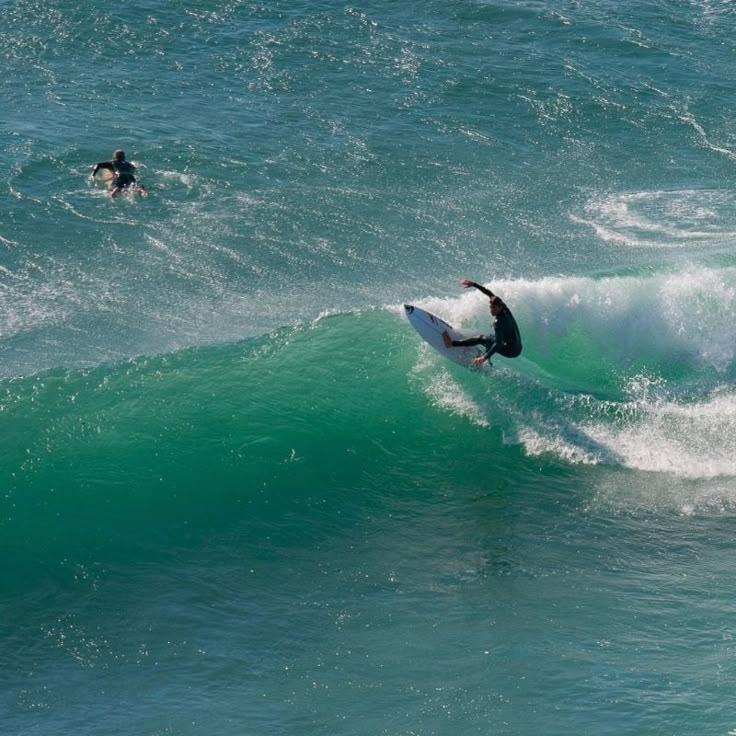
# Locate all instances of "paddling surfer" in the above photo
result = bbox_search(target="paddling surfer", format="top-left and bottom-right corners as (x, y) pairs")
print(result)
(90, 149), (146, 198)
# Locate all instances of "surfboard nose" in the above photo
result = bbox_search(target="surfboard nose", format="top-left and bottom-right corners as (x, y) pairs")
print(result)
(404, 304), (414, 314)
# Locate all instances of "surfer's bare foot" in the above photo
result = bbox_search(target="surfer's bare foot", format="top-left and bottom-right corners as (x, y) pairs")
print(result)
(442, 331), (453, 348)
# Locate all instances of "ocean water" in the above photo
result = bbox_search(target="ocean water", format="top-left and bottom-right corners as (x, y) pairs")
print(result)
(4, 0), (736, 733)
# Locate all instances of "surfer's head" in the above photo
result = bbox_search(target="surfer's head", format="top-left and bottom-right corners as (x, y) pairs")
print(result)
(113, 149), (125, 161)
(489, 296), (505, 314)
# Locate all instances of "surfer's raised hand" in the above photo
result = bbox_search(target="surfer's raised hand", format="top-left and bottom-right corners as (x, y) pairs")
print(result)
(460, 278), (475, 288)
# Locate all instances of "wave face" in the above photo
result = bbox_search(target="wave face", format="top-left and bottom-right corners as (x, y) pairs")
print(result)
(4, 1), (736, 734)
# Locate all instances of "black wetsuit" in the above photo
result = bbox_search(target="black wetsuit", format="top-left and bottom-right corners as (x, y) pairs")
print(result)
(450, 282), (522, 362)
(93, 159), (138, 189)
(452, 307), (522, 361)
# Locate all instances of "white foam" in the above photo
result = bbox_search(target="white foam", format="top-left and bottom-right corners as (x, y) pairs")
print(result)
(409, 344), (489, 428)
(526, 268), (736, 371)
(572, 188), (736, 248)
(582, 389), (736, 479)
(517, 427), (601, 465)
(520, 382), (736, 480)
(423, 373), (490, 428)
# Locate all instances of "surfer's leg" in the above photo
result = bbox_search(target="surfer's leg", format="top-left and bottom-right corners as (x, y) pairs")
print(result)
(450, 335), (489, 348)
(454, 335), (496, 365)
(442, 331), (485, 348)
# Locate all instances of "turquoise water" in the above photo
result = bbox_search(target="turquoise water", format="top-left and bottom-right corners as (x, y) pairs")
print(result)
(4, 1), (736, 733)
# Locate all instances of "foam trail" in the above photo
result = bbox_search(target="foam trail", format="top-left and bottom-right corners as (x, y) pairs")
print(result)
(572, 188), (736, 248)
(680, 110), (736, 162)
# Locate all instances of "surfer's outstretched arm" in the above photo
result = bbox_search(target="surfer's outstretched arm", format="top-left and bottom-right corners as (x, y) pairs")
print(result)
(460, 278), (495, 299)
(90, 161), (112, 179)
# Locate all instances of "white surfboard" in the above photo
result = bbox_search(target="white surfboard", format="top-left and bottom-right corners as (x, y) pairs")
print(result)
(404, 304), (485, 369)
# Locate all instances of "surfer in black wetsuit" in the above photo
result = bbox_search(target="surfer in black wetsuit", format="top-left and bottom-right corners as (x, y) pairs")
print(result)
(442, 278), (522, 367)
(90, 149), (146, 198)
